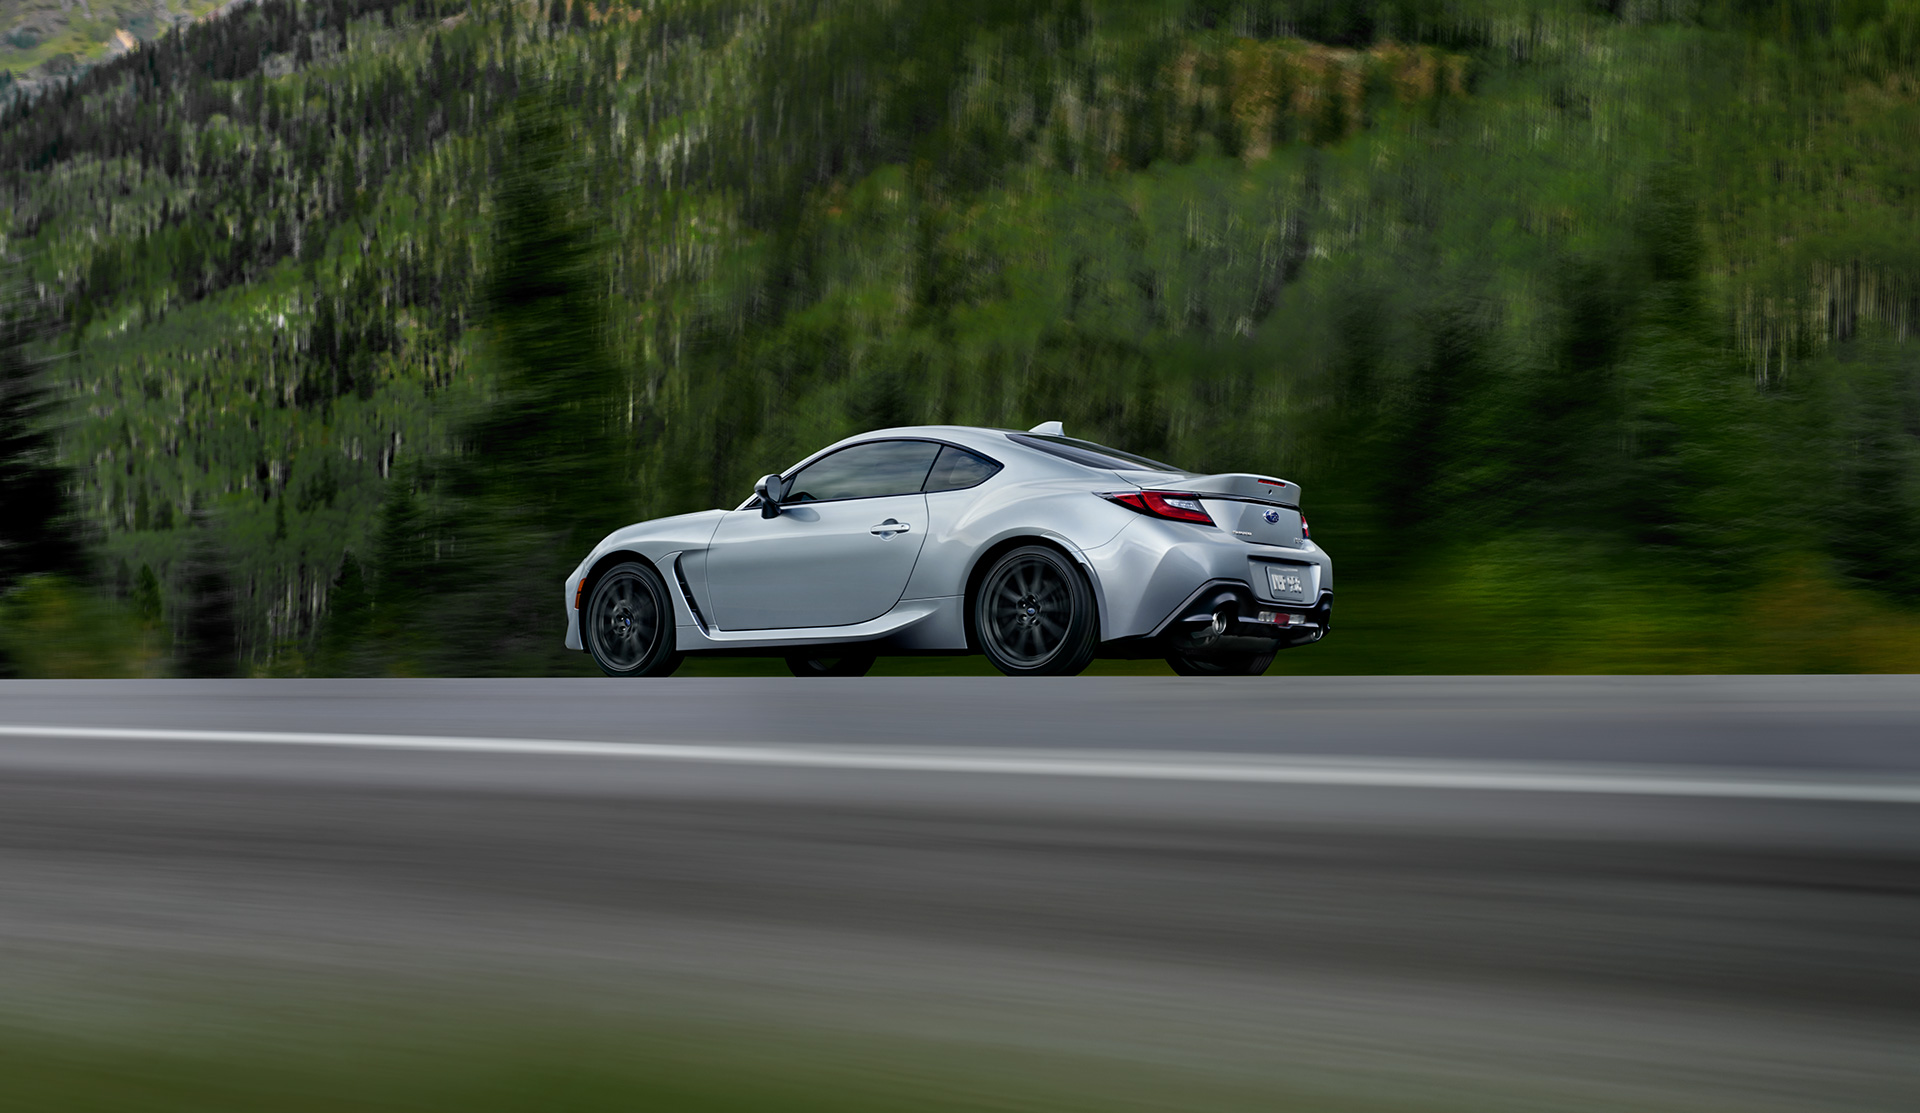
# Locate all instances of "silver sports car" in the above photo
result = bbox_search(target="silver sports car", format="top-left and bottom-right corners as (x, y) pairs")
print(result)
(563, 423), (1332, 677)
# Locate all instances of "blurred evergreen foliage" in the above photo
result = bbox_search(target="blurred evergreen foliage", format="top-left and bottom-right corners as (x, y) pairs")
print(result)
(3, 0), (1919, 673)
(0, 275), (85, 597)
(174, 507), (240, 677)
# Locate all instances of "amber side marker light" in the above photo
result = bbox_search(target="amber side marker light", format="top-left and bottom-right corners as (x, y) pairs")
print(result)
(575, 578), (587, 609)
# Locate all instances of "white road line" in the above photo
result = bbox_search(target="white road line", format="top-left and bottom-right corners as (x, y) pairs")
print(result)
(1, 724), (1917, 803)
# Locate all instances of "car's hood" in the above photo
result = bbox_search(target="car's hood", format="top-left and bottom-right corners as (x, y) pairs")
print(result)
(1110, 470), (1300, 506)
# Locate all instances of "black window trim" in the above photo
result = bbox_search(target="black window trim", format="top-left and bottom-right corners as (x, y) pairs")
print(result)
(741, 437), (1006, 509)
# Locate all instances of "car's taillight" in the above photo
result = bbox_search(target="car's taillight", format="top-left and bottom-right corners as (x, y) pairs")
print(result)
(1300, 518), (1310, 539)
(1099, 490), (1214, 526)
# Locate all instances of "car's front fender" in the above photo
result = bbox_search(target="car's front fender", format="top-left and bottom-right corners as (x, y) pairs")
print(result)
(564, 510), (727, 650)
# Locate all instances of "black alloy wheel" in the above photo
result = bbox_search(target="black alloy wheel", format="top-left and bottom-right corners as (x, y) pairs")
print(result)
(972, 544), (1098, 677)
(584, 561), (683, 677)
(1165, 647), (1276, 676)
(784, 652), (876, 678)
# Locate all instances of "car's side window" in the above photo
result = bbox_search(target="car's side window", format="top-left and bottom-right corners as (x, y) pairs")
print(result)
(922, 445), (1002, 493)
(783, 440), (942, 503)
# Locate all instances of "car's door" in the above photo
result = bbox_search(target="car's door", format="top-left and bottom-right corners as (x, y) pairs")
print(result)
(705, 439), (942, 630)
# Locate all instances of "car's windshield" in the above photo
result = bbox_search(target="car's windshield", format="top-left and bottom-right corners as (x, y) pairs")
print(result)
(1007, 433), (1185, 474)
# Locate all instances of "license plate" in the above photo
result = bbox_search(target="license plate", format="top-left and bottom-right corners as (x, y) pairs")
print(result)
(1265, 566), (1309, 602)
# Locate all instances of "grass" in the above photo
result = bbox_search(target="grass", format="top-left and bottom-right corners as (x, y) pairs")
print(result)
(0, 992), (1439, 1113)
(671, 551), (1920, 679)
(21, 540), (1918, 679)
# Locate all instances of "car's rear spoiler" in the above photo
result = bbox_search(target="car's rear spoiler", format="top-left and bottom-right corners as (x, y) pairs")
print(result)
(1113, 471), (1300, 506)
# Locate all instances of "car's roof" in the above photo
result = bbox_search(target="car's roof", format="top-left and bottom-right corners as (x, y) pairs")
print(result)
(811, 424), (1028, 458)
(820, 425), (1189, 475)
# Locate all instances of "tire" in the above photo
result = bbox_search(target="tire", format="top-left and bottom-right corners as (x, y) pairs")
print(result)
(785, 652), (876, 678)
(583, 561), (683, 677)
(972, 544), (1098, 677)
(1166, 648), (1276, 676)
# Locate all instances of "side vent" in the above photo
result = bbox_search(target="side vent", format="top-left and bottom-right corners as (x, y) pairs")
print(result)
(672, 555), (709, 632)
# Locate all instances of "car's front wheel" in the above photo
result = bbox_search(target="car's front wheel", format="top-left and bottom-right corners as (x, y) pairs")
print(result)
(784, 652), (875, 677)
(584, 561), (683, 677)
(972, 544), (1098, 677)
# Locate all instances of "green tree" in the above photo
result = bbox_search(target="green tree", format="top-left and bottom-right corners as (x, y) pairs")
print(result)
(0, 284), (86, 597)
(314, 552), (373, 675)
(174, 510), (239, 678)
(1827, 344), (1920, 601)
(1615, 171), (1771, 585)
(131, 564), (164, 627)
(458, 89), (627, 549)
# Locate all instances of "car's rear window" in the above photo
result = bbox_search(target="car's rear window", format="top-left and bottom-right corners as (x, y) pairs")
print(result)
(923, 445), (1002, 492)
(1007, 433), (1184, 474)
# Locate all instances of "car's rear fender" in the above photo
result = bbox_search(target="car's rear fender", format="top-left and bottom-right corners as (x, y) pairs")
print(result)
(952, 533), (1109, 651)
(904, 480), (1134, 640)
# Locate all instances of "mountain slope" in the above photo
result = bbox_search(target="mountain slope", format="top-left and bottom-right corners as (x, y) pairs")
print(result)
(0, 0), (230, 95)
(4, 0), (1920, 674)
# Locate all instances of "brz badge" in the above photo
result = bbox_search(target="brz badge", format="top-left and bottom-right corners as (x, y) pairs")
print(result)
(1262, 509), (1281, 524)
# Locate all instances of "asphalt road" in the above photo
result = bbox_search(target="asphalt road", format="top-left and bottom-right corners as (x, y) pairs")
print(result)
(3, 676), (1918, 1111)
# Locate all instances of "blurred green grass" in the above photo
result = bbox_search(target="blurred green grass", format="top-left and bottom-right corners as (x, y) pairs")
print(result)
(0, 1004), (1450, 1113)
(0, 575), (166, 678)
(675, 545), (1920, 678)
(16, 548), (1920, 679)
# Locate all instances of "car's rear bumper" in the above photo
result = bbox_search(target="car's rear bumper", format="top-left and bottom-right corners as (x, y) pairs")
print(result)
(1082, 519), (1333, 642)
(1157, 583), (1333, 652)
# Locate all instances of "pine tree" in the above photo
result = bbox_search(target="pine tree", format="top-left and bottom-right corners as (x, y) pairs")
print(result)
(175, 509), (239, 677)
(131, 564), (164, 627)
(1829, 354), (1920, 601)
(0, 282), (86, 597)
(314, 551), (372, 674)
(457, 89), (624, 548)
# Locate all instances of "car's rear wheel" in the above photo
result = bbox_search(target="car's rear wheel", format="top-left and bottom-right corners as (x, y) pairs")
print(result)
(784, 652), (875, 677)
(584, 561), (683, 677)
(973, 544), (1098, 677)
(1165, 648), (1276, 676)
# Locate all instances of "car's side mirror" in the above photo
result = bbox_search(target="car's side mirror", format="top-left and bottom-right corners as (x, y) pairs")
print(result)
(754, 474), (786, 518)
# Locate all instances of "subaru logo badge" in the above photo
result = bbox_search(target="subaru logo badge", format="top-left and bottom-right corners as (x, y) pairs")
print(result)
(1262, 509), (1281, 524)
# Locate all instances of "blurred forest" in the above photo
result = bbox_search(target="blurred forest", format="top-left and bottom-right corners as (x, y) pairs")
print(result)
(2, 0), (1919, 676)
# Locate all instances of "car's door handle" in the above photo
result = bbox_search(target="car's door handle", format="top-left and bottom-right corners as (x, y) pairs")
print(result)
(869, 519), (911, 538)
